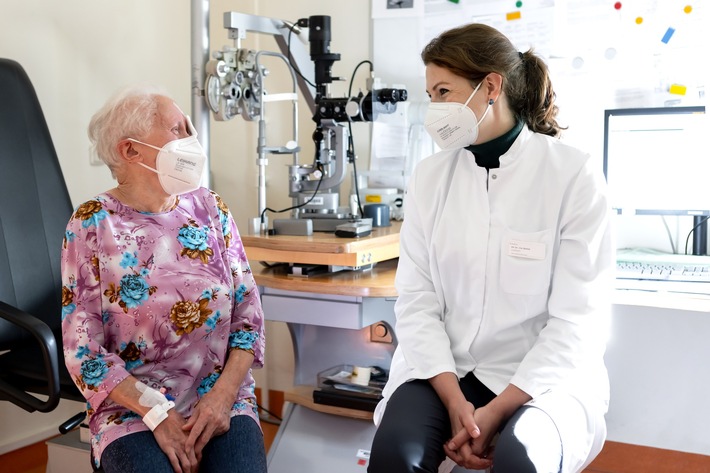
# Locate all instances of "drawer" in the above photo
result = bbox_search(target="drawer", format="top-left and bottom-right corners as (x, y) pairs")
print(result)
(262, 293), (363, 329)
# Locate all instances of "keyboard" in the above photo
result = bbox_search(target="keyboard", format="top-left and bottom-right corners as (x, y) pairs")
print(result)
(615, 250), (710, 294)
(616, 260), (710, 283)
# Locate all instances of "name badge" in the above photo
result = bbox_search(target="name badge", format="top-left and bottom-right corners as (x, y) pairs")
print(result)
(508, 239), (546, 260)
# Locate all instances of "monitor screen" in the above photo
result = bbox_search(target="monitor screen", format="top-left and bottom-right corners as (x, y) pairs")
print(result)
(603, 106), (708, 216)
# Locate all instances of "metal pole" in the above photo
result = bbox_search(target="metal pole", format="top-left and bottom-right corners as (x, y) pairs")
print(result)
(191, 0), (211, 188)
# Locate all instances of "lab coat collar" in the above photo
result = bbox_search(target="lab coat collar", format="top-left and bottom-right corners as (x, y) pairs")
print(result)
(498, 124), (532, 168)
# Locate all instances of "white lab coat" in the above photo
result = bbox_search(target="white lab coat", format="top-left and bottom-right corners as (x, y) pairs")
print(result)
(375, 126), (613, 472)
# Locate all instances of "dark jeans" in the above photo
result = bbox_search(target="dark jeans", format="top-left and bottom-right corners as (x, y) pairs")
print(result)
(368, 373), (562, 473)
(100, 415), (267, 473)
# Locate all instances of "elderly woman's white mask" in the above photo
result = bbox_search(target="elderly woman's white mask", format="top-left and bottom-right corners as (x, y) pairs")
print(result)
(128, 116), (206, 196)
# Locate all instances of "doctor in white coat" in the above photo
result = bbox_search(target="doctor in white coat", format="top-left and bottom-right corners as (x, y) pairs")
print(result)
(368, 23), (613, 473)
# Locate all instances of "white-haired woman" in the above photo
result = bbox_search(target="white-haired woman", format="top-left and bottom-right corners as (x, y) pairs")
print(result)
(61, 85), (267, 473)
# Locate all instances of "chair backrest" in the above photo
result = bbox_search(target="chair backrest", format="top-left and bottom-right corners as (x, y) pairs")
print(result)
(0, 58), (73, 348)
(0, 59), (83, 412)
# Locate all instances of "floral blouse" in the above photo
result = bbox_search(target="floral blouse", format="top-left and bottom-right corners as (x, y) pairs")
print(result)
(60, 188), (265, 466)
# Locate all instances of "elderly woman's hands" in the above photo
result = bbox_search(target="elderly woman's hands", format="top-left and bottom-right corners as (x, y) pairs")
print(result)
(180, 348), (255, 461)
(153, 410), (199, 473)
(182, 387), (233, 461)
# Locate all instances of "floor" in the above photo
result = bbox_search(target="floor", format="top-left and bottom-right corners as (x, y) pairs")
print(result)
(3, 421), (710, 472)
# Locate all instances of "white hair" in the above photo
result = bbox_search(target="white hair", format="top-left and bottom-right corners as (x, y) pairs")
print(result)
(88, 84), (171, 177)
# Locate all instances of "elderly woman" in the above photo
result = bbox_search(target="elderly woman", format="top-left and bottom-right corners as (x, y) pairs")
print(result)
(61, 85), (267, 473)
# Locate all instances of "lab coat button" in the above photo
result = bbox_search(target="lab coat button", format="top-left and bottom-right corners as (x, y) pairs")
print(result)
(491, 174), (497, 180)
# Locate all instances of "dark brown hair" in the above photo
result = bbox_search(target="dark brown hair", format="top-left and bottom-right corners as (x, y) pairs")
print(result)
(421, 23), (564, 137)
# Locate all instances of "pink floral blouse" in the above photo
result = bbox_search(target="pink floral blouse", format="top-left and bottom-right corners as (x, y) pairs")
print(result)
(60, 188), (265, 466)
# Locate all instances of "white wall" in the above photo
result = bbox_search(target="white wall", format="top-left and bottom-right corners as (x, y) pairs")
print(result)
(0, 0), (372, 452)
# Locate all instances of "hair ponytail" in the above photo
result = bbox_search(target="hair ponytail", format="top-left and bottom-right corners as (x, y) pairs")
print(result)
(512, 50), (564, 137)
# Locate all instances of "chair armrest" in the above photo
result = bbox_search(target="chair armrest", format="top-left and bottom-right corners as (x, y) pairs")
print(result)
(0, 300), (61, 413)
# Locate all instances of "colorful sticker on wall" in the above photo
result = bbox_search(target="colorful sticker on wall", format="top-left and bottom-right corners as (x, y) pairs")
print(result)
(661, 27), (676, 44)
(669, 84), (687, 96)
(506, 10), (522, 20)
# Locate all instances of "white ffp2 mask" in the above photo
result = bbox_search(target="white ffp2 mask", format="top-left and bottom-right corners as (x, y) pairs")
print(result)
(424, 81), (492, 150)
(130, 118), (207, 196)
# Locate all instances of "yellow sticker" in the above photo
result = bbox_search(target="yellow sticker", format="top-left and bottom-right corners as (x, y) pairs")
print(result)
(669, 84), (687, 95)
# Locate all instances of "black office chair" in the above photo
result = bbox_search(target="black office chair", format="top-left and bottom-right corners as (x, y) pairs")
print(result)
(0, 58), (86, 432)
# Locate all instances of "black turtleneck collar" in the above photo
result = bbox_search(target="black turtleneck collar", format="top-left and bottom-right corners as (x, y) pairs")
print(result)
(465, 120), (524, 169)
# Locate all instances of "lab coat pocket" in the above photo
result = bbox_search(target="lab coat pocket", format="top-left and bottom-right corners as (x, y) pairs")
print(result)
(500, 228), (554, 295)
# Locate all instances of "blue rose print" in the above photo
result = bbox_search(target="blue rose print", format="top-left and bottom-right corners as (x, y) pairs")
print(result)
(61, 303), (76, 321)
(229, 330), (258, 350)
(177, 224), (214, 263)
(205, 310), (221, 333)
(116, 411), (140, 423)
(81, 209), (109, 229)
(75, 345), (91, 359)
(120, 251), (139, 269)
(80, 357), (109, 387)
(235, 284), (247, 303)
(219, 210), (231, 238)
(201, 288), (214, 300)
(178, 225), (209, 251)
(64, 230), (76, 243)
(118, 274), (151, 308)
(197, 372), (221, 397)
(102, 311), (110, 324)
(233, 401), (247, 411)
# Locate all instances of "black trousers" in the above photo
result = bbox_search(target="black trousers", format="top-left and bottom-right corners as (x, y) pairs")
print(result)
(368, 373), (562, 473)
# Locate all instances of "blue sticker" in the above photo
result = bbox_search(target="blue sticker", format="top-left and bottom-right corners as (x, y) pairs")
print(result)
(661, 27), (675, 44)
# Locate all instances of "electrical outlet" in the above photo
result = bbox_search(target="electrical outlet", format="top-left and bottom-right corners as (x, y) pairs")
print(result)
(370, 322), (393, 344)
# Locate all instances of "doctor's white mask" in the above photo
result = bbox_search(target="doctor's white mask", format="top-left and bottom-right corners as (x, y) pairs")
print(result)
(424, 81), (493, 150)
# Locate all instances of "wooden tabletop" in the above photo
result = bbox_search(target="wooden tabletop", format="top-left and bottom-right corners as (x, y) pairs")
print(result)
(243, 221), (401, 267)
(250, 258), (398, 298)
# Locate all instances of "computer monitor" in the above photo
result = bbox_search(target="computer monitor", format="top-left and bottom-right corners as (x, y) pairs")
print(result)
(603, 105), (708, 254)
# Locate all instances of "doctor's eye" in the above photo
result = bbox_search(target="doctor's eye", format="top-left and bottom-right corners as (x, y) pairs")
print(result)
(437, 88), (450, 98)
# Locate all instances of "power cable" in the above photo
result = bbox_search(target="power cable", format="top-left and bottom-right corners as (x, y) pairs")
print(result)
(684, 215), (710, 254)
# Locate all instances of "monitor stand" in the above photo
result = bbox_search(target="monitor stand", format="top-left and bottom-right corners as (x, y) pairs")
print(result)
(692, 215), (708, 256)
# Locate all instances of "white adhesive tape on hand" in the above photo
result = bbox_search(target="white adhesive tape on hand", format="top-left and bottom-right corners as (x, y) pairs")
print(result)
(143, 401), (175, 431)
(136, 382), (168, 408)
